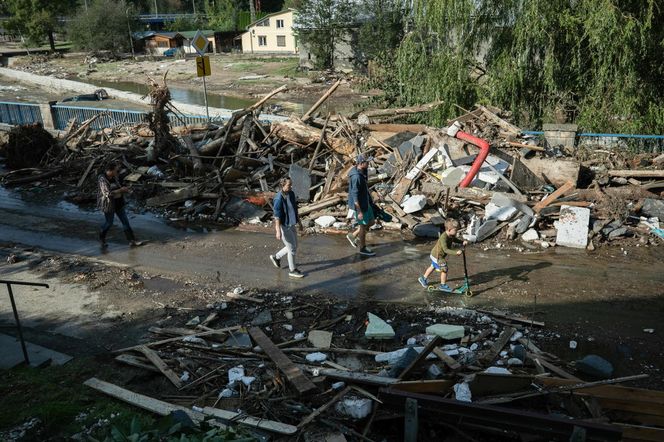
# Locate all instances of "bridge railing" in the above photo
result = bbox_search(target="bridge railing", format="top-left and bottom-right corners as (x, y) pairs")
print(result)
(0, 101), (43, 126)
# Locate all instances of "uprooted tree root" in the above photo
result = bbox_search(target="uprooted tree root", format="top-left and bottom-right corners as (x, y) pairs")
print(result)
(146, 73), (177, 161)
(0, 123), (58, 169)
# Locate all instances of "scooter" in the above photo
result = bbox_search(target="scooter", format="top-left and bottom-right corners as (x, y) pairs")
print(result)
(453, 248), (473, 298)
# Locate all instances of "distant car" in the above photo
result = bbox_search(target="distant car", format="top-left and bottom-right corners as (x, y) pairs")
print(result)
(61, 89), (109, 103)
(163, 48), (178, 57)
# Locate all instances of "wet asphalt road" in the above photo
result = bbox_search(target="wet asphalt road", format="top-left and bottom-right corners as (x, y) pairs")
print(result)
(1, 186), (663, 334)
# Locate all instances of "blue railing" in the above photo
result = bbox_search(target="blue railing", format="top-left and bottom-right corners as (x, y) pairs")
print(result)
(0, 101), (42, 126)
(50, 105), (228, 131)
(523, 131), (664, 153)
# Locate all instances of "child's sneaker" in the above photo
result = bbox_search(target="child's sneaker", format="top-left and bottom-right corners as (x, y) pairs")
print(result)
(438, 284), (452, 292)
(418, 276), (428, 288)
(346, 233), (357, 248)
(269, 255), (280, 268)
(359, 247), (376, 256)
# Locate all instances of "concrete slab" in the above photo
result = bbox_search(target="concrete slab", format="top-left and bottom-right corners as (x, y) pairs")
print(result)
(554, 205), (590, 249)
(426, 324), (465, 340)
(289, 164), (312, 202)
(308, 330), (333, 349)
(365, 313), (395, 339)
(0, 333), (72, 368)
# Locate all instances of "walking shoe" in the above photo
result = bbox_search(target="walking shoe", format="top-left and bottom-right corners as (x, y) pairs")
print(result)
(359, 247), (376, 256)
(99, 233), (108, 248)
(438, 284), (452, 292)
(346, 232), (358, 248)
(288, 269), (305, 278)
(129, 240), (144, 247)
(269, 255), (281, 268)
(418, 276), (428, 288)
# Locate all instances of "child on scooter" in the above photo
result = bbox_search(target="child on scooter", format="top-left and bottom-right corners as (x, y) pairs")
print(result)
(418, 218), (467, 292)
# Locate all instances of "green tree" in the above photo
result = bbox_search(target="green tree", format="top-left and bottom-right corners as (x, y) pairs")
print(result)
(4, 0), (76, 50)
(295, 0), (356, 69)
(379, 0), (664, 133)
(165, 15), (207, 31)
(206, 0), (244, 31)
(68, 0), (139, 53)
(356, 0), (410, 65)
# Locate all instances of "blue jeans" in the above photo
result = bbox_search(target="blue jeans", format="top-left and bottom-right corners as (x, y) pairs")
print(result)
(100, 205), (135, 241)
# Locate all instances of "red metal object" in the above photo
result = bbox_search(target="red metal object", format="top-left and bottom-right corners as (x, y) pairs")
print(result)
(456, 131), (490, 188)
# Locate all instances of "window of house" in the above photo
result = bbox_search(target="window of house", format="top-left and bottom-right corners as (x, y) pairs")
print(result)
(276, 19), (284, 28)
(157, 40), (168, 48)
(256, 18), (270, 26)
(258, 36), (267, 46)
(277, 35), (286, 47)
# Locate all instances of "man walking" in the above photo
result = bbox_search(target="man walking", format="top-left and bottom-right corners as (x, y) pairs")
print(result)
(270, 177), (305, 278)
(346, 154), (376, 256)
(97, 162), (142, 248)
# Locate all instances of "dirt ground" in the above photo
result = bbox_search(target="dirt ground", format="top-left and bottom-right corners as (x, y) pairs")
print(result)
(7, 52), (375, 114)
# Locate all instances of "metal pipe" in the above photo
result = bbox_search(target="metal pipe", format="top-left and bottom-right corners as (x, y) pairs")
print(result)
(456, 130), (490, 188)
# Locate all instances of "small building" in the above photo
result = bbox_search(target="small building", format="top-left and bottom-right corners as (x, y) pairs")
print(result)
(140, 31), (184, 55)
(240, 9), (298, 54)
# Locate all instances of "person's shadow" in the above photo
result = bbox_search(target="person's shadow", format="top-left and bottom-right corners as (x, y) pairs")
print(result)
(460, 261), (553, 296)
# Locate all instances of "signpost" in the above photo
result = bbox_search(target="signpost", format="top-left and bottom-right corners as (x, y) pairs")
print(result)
(191, 30), (210, 120)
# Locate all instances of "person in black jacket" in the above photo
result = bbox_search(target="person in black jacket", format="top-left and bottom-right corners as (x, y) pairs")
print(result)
(346, 154), (376, 256)
(97, 162), (141, 248)
(269, 177), (304, 278)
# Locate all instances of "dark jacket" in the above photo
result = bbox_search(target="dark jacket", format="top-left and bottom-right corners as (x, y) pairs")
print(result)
(273, 190), (299, 226)
(348, 167), (372, 212)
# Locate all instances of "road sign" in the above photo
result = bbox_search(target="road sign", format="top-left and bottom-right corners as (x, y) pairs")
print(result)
(191, 30), (209, 56)
(196, 56), (211, 77)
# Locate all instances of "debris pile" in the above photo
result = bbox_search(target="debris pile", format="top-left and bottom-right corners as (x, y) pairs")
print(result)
(85, 292), (664, 441)
(1, 80), (662, 249)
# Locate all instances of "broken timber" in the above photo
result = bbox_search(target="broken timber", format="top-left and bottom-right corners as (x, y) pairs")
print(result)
(249, 326), (316, 394)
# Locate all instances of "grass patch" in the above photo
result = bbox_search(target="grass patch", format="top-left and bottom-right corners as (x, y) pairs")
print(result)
(0, 357), (149, 439)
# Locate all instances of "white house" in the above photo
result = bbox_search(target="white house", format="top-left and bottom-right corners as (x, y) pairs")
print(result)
(240, 9), (298, 54)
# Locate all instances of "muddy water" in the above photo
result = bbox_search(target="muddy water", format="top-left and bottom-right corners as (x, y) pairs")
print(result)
(82, 78), (308, 113)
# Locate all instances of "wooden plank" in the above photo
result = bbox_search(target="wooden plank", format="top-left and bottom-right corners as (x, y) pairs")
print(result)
(533, 180), (575, 213)
(113, 325), (241, 353)
(249, 327), (316, 394)
(203, 406), (298, 435)
(390, 176), (413, 205)
(398, 336), (443, 380)
(620, 424), (664, 442)
(481, 327), (515, 364)
(391, 379), (455, 394)
(477, 309), (545, 327)
(298, 386), (351, 428)
(478, 105), (521, 135)
(298, 195), (344, 216)
(114, 354), (160, 372)
(540, 378), (664, 406)
(84, 377), (217, 426)
(608, 170), (664, 178)
(77, 158), (97, 188)
(532, 355), (580, 381)
(363, 123), (427, 132)
(432, 347), (461, 371)
(136, 346), (184, 388)
(307, 368), (399, 386)
(146, 187), (198, 207)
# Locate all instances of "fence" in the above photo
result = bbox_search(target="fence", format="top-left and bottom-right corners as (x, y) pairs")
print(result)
(522, 131), (664, 154)
(50, 104), (227, 131)
(0, 101), (43, 126)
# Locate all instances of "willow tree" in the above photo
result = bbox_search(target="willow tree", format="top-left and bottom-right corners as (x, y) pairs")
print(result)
(381, 0), (664, 132)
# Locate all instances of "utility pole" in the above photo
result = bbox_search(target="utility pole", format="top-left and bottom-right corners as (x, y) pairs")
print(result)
(84, 0), (88, 10)
(154, 0), (158, 17)
(192, 0), (196, 15)
(249, 0), (256, 22)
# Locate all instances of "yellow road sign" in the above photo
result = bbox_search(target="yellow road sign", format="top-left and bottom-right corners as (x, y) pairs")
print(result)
(196, 56), (211, 77)
(191, 30), (209, 55)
